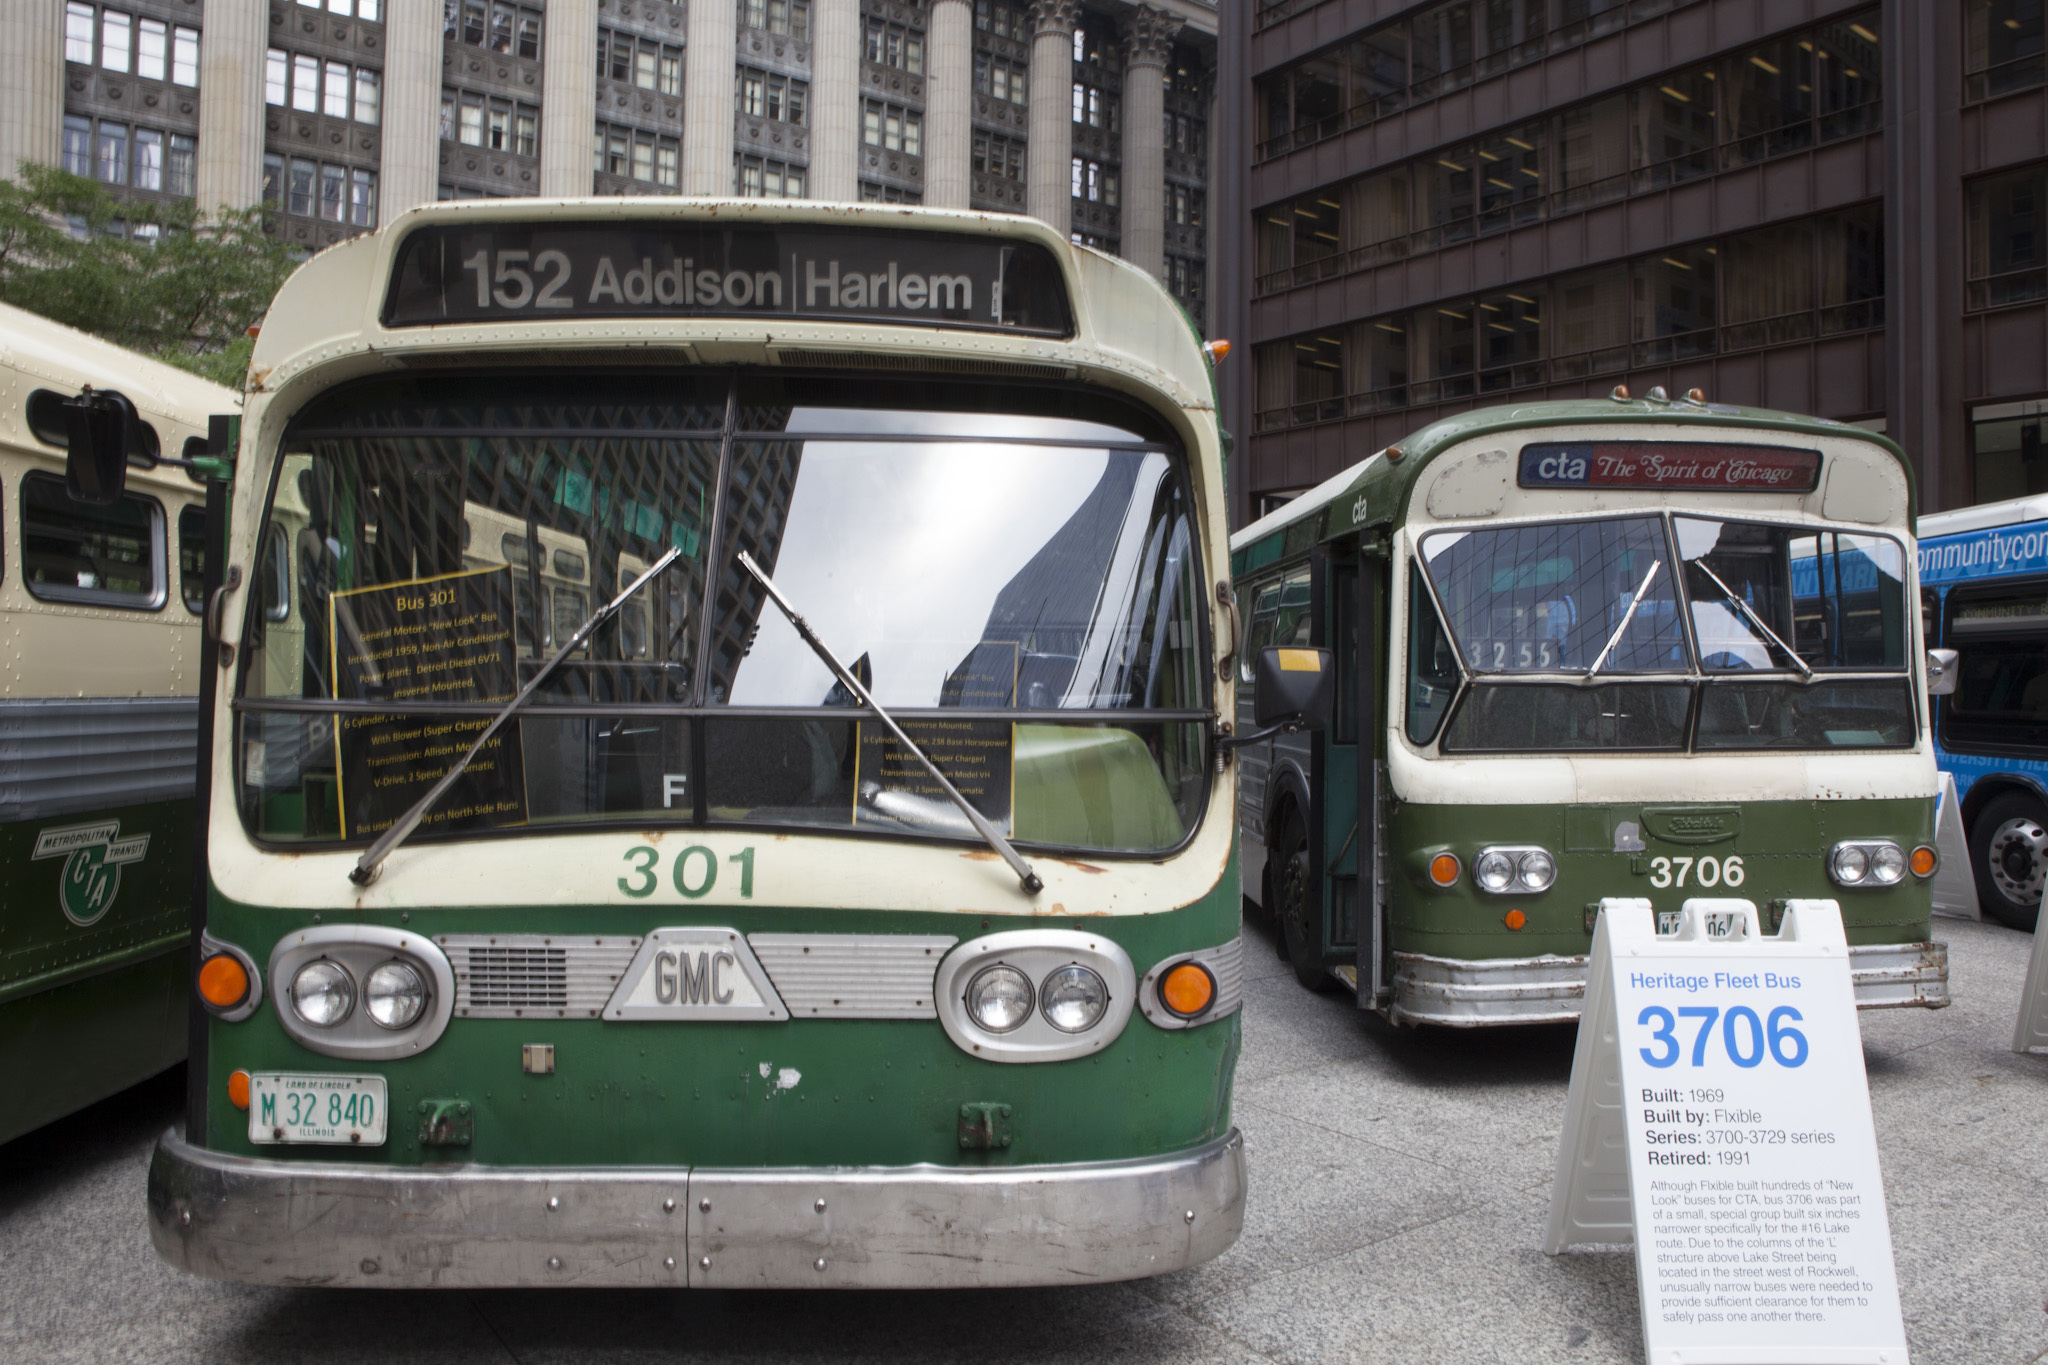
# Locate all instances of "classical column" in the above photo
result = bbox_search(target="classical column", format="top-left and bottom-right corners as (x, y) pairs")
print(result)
(682, 0), (737, 194)
(809, 0), (859, 201)
(1119, 6), (1179, 278)
(379, 0), (445, 222)
(539, 0), (599, 196)
(0, 0), (62, 180)
(924, 0), (973, 208)
(194, 0), (266, 214)
(1024, 0), (1079, 234)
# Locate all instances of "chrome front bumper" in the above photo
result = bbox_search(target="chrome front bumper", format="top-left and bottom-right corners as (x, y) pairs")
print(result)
(147, 1126), (1245, 1289)
(1388, 941), (1950, 1027)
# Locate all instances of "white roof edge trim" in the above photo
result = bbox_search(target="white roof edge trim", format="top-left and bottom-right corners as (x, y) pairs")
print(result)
(1919, 492), (2048, 538)
(1231, 452), (1383, 552)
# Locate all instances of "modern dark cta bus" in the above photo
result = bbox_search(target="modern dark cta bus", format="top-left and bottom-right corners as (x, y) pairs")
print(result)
(1233, 392), (1950, 1025)
(142, 202), (1248, 1288)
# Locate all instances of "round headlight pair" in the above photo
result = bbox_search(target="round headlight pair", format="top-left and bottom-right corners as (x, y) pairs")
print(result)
(965, 963), (1109, 1034)
(1830, 841), (1906, 887)
(290, 958), (427, 1030)
(1474, 847), (1557, 894)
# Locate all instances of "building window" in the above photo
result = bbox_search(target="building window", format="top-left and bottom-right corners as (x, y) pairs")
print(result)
(266, 48), (287, 104)
(62, 116), (92, 176)
(324, 60), (351, 118)
(739, 0), (810, 38)
(862, 100), (921, 155)
(445, 88), (538, 154)
(448, 1), (541, 60)
(65, 3), (94, 63)
(1967, 0), (2045, 100)
(293, 53), (319, 111)
(355, 69), (381, 124)
(172, 25), (197, 84)
(136, 17), (166, 79)
(599, 30), (684, 95)
(100, 10), (131, 73)
(973, 132), (1024, 180)
(1170, 185), (1203, 226)
(736, 154), (807, 198)
(350, 168), (377, 226)
(860, 182), (923, 203)
(1070, 158), (1116, 206)
(865, 17), (924, 73)
(320, 164), (346, 221)
(1969, 164), (2048, 309)
(287, 158), (316, 216)
(1166, 113), (1204, 157)
(96, 122), (127, 184)
(975, 55), (1028, 104)
(595, 123), (681, 187)
(1072, 83), (1118, 130)
(739, 67), (809, 125)
(262, 154), (284, 207)
(167, 134), (195, 196)
(974, 0), (1027, 41)
(132, 128), (162, 190)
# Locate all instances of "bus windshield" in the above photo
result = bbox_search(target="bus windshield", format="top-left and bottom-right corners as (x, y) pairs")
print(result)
(235, 373), (1210, 855)
(1416, 513), (1914, 753)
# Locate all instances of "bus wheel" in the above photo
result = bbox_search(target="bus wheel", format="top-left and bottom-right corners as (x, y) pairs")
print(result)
(1273, 812), (1329, 991)
(1971, 792), (2047, 931)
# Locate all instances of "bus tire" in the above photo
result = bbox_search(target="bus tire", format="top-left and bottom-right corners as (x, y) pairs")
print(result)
(1273, 810), (1330, 991)
(1970, 791), (2048, 932)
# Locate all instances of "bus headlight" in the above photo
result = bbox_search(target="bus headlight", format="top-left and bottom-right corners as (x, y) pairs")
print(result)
(364, 960), (428, 1030)
(1475, 846), (1556, 894)
(965, 965), (1034, 1033)
(1474, 849), (1517, 893)
(1040, 965), (1109, 1033)
(291, 960), (355, 1027)
(1829, 840), (1906, 887)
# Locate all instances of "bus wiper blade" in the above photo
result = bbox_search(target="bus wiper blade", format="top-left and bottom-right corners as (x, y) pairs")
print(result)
(738, 550), (1045, 897)
(349, 546), (685, 888)
(1584, 559), (1662, 682)
(1689, 558), (1815, 680)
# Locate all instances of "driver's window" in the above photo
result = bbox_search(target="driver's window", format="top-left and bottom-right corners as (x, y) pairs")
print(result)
(1239, 581), (1282, 683)
(1407, 564), (1459, 745)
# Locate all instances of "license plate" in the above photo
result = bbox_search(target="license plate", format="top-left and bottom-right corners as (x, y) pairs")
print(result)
(248, 1073), (388, 1146)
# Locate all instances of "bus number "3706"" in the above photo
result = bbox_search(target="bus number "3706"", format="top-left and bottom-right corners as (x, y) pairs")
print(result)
(1648, 854), (1743, 888)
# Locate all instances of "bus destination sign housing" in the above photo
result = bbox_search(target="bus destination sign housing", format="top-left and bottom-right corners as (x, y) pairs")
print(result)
(1518, 441), (1822, 493)
(383, 223), (1074, 336)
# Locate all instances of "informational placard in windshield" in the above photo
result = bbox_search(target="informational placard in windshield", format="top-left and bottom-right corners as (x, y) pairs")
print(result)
(383, 222), (1073, 336)
(329, 566), (528, 840)
(1519, 442), (1822, 493)
(853, 645), (1017, 834)
(1546, 897), (1910, 1365)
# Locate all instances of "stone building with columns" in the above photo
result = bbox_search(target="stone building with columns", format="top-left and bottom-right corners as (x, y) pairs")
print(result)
(0, 0), (1215, 326)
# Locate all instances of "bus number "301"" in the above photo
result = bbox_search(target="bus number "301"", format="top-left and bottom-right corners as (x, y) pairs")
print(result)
(617, 845), (756, 900)
(1648, 854), (1743, 888)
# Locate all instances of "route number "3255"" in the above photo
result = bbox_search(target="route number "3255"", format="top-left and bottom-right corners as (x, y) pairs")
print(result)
(1648, 854), (1744, 888)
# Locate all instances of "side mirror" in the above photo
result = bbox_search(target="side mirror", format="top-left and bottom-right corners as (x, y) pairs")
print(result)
(62, 388), (148, 505)
(1252, 646), (1335, 731)
(1926, 647), (1959, 697)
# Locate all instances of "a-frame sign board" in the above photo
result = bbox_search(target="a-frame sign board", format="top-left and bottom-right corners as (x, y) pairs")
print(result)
(2014, 912), (2048, 1055)
(1546, 897), (1910, 1365)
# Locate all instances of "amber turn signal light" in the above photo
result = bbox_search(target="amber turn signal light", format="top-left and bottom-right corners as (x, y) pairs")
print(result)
(1160, 962), (1216, 1018)
(1503, 909), (1528, 930)
(1429, 853), (1461, 887)
(227, 1070), (251, 1110)
(1910, 845), (1938, 878)
(197, 954), (250, 1010)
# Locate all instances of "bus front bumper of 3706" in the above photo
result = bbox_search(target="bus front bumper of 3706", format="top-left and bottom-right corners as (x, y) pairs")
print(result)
(145, 887), (1248, 1290)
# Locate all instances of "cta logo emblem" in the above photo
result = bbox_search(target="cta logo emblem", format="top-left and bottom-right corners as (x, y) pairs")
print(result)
(33, 820), (151, 926)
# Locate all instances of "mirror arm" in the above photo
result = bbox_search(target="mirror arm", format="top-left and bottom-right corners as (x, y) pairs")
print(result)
(1216, 717), (1310, 749)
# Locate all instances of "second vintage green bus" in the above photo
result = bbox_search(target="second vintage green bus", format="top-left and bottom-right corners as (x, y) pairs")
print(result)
(1233, 392), (1950, 1024)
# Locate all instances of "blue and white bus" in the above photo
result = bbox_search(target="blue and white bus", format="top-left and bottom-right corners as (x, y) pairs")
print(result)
(1918, 493), (2048, 929)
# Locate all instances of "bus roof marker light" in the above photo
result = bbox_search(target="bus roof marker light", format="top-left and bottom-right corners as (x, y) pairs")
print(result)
(739, 548), (1044, 895)
(1610, 385), (1631, 401)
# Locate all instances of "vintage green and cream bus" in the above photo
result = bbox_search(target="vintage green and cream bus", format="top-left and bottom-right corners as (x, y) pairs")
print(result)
(0, 301), (236, 1143)
(146, 201), (1246, 1287)
(1232, 392), (1951, 1025)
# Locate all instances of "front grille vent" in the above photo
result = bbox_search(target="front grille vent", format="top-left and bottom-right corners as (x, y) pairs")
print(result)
(439, 935), (640, 1019)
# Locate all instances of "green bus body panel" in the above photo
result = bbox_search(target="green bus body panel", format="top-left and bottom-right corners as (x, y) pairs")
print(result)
(1240, 399), (1921, 549)
(1384, 797), (1935, 960)
(199, 853), (1241, 1169)
(0, 795), (195, 1142)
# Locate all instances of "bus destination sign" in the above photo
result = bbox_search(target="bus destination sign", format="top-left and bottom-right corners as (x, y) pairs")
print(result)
(1519, 442), (1823, 493)
(383, 222), (1074, 336)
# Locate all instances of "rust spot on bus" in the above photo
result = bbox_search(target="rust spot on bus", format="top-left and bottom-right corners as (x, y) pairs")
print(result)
(1054, 859), (1107, 875)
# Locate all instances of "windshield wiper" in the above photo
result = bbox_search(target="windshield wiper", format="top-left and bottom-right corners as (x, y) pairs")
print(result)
(738, 550), (1044, 896)
(349, 546), (685, 887)
(1584, 559), (1662, 682)
(1688, 558), (1815, 680)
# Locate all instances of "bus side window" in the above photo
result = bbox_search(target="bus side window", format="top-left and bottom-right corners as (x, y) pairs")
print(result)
(1273, 566), (1313, 646)
(1922, 587), (1939, 646)
(1407, 564), (1459, 746)
(177, 506), (205, 613)
(1239, 581), (1282, 683)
